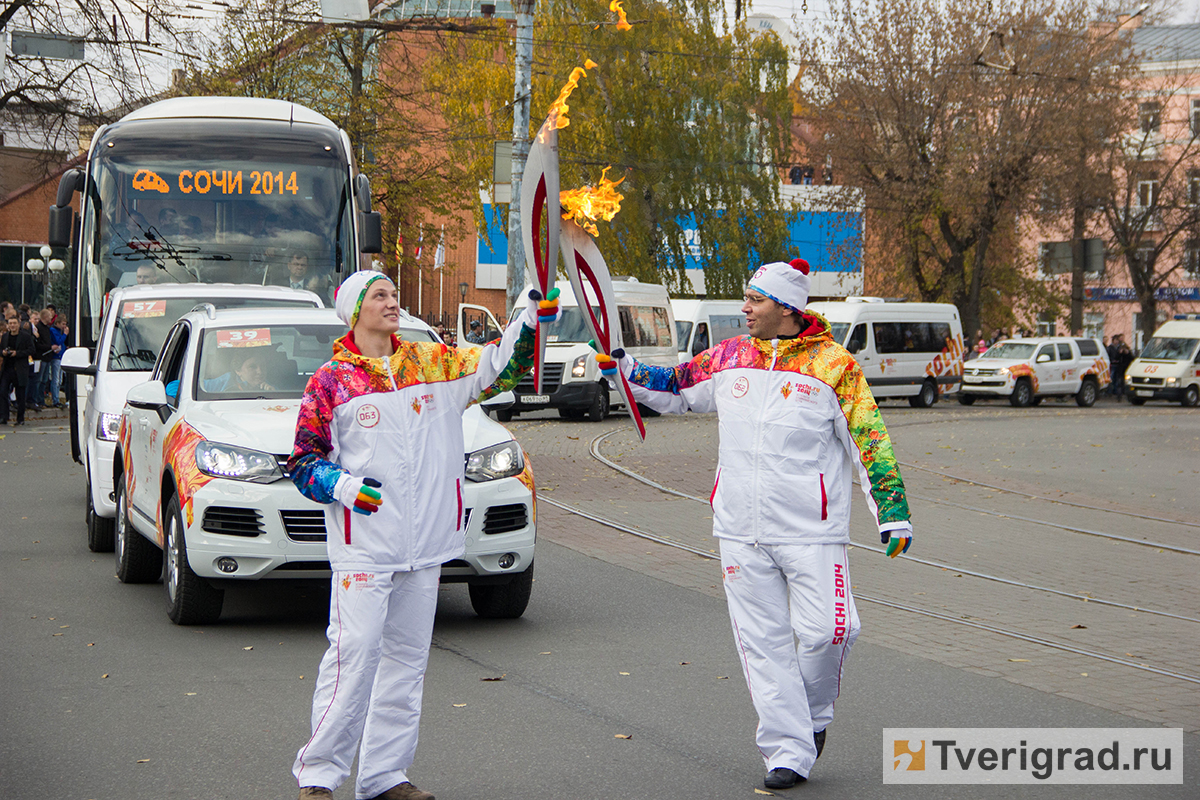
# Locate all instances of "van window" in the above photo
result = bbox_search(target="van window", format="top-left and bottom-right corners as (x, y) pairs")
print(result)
(847, 323), (867, 354)
(872, 321), (953, 354)
(1057, 342), (1073, 360)
(619, 306), (672, 348)
(675, 321), (693, 352)
(829, 322), (850, 343)
(710, 314), (746, 345)
(1075, 339), (1099, 357)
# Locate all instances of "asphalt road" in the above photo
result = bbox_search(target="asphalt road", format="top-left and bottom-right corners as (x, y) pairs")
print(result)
(1, 411), (1197, 799)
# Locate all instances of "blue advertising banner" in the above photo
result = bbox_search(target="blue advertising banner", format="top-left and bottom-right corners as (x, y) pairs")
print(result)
(1085, 287), (1200, 301)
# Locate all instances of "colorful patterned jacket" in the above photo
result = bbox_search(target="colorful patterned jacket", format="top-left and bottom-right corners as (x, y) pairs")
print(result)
(621, 312), (910, 545)
(289, 319), (534, 572)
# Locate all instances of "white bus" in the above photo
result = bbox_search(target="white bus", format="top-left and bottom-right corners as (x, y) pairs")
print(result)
(48, 96), (382, 463)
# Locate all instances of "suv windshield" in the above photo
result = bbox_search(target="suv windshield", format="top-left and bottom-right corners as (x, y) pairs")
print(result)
(88, 119), (351, 307)
(1140, 337), (1199, 360)
(195, 324), (344, 400)
(982, 342), (1036, 360)
(107, 296), (317, 372)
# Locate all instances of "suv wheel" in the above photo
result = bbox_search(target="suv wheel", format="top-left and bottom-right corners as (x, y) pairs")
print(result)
(1182, 384), (1199, 407)
(909, 379), (938, 408)
(86, 472), (115, 553)
(588, 385), (609, 422)
(1129, 395), (1147, 406)
(957, 393), (976, 406)
(468, 563), (534, 619)
(1075, 379), (1098, 407)
(163, 494), (223, 625)
(114, 478), (161, 583)
(1009, 379), (1033, 408)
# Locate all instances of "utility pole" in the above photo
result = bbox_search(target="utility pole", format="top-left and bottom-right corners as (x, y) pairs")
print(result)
(507, 0), (535, 318)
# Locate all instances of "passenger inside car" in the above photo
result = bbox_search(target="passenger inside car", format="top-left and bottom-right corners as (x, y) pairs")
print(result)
(203, 349), (278, 394)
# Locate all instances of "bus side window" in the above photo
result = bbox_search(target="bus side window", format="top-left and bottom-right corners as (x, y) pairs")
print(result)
(847, 323), (867, 354)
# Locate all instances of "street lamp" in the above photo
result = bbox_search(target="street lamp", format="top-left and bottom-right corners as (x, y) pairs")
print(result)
(459, 281), (469, 301)
(26, 244), (65, 304)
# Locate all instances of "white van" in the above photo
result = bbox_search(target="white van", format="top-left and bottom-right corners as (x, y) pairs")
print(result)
(60, 284), (324, 553)
(672, 299), (748, 363)
(502, 278), (676, 421)
(1125, 316), (1200, 407)
(804, 298), (965, 407)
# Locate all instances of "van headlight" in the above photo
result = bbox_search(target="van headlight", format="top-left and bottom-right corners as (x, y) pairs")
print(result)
(571, 354), (588, 378)
(1165, 377), (1179, 387)
(97, 412), (122, 441)
(195, 441), (283, 483)
(465, 441), (524, 482)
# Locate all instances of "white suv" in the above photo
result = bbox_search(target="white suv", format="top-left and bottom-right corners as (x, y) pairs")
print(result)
(61, 284), (324, 554)
(958, 337), (1111, 407)
(113, 307), (535, 624)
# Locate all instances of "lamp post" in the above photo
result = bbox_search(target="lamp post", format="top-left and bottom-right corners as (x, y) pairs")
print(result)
(26, 244), (65, 304)
(459, 281), (468, 302)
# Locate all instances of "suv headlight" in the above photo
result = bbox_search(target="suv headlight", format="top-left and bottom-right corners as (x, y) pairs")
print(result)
(195, 441), (283, 483)
(97, 412), (122, 441)
(571, 354), (588, 378)
(997, 367), (1011, 376)
(465, 441), (524, 482)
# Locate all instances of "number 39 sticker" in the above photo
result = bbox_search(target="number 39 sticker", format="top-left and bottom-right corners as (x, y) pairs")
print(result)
(216, 328), (271, 348)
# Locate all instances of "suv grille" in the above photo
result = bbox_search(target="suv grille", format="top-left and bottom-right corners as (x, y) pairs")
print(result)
(516, 362), (564, 394)
(1130, 376), (1163, 387)
(964, 367), (998, 376)
(202, 506), (264, 537)
(281, 510), (327, 542)
(483, 503), (528, 535)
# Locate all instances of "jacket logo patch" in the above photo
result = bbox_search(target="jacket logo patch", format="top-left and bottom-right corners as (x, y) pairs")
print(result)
(724, 565), (742, 581)
(732, 377), (750, 398)
(411, 394), (436, 415)
(341, 572), (372, 591)
(357, 404), (380, 428)
(780, 383), (793, 399)
(782, 381), (821, 403)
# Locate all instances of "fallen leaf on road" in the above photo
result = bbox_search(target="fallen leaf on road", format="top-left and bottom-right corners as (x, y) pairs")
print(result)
(567, 436), (579, 440)
(1070, 624), (1087, 629)
(481, 675), (505, 682)
(614, 734), (632, 739)
(717, 676), (729, 680)
(102, 674), (109, 678)
(243, 646), (253, 651)
(186, 692), (196, 696)
(619, 672), (630, 676)
(679, 662), (690, 666)
(60, 625), (69, 629)
(87, 643), (94, 646)
(539, 652), (552, 655)
(52, 633), (63, 637)
(754, 790), (775, 796)
(137, 759), (149, 763)
(1080, 673), (1088, 677)
(1008, 659), (1030, 663)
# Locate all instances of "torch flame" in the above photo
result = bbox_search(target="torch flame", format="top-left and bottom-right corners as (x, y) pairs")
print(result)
(610, 0), (633, 31)
(546, 59), (599, 134)
(560, 166), (625, 237)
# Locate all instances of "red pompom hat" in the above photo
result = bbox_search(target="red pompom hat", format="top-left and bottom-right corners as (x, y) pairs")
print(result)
(748, 258), (811, 312)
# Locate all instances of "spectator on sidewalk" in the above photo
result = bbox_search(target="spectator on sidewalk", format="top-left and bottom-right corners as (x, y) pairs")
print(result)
(1, 315), (35, 426)
(26, 308), (53, 411)
(1108, 333), (1132, 397)
(44, 310), (67, 408)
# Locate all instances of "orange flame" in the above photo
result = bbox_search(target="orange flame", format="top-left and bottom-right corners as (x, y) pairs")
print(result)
(560, 166), (625, 237)
(610, 0), (632, 31)
(546, 59), (599, 133)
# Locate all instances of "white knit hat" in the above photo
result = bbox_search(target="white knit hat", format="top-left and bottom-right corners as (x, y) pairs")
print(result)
(334, 270), (392, 328)
(747, 258), (812, 312)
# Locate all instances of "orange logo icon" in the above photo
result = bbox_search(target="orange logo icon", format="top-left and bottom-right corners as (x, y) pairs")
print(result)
(893, 740), (925, 771)
(341, 576), (352, 590)
(780, 383), (793, 399)
(132, 169), (170, 193)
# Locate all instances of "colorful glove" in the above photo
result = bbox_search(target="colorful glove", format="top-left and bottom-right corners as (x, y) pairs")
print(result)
(527, 287), (562, 326)
(882, 529), (912, 558)
(335, 475), (384, 515)
(595, 348), (625, 381)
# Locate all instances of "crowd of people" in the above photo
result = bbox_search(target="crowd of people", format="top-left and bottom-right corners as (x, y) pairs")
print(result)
(0, 300), (68, 426)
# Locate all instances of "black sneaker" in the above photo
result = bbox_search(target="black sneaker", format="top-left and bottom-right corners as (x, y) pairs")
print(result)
(814, 728), (826, 759)
(764, 768), (805, 790)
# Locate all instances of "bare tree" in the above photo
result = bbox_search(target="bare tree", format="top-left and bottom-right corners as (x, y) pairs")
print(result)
(798, 0), (1131, 337)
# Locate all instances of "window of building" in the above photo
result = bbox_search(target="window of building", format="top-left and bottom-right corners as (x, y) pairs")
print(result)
(1139, 102), (1162, 134)
(1137, 179), (1160, 208)
(1187, 240), (1200, 278)
(1082, 313), (1106, 341)
(1190, 172), (1200, 206)
(1036, 312), (1057, 337)
(1192, 100), (1200, 135)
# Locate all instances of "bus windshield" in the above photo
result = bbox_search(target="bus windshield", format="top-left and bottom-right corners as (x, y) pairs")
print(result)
(82, 118), (352, 344)
(107, 296), (319, 372)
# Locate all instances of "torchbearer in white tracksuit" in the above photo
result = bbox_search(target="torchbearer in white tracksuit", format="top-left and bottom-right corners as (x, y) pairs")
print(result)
(597, 258), (913, 791)
(286, 270), (559, 800)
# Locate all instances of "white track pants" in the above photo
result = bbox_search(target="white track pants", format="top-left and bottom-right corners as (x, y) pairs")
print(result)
(720, 540), (861, 777)
(293, 567), (440, 798)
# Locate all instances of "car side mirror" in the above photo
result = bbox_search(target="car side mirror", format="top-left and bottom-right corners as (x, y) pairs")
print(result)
(481, 390), (515, 409)
(358, 211), (382, 253)
(61, 346), (96, 376)
(1036, 353), (1052, 363)
(127, 380), (169, 410)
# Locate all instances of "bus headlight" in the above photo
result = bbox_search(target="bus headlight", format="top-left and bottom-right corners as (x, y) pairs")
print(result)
(97, 412), (122, 441)
(465, 441), (524, 482)
(571, 354), (588, 378)
(195, 441), (282, 483)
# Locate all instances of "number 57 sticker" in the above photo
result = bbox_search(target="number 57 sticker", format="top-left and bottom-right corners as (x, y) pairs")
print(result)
(216, 329), (271, 348)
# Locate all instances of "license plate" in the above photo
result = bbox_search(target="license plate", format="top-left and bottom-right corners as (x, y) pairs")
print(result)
(521, 394), (550, 404)
(1137, 389), (1152, 397)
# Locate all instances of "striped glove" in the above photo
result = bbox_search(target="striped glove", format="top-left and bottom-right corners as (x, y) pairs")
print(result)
(335, 475), (384, 515)
(882, 530), (912, 558)
(527, 287), (562, 326)
(595, 348), (625, 381)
